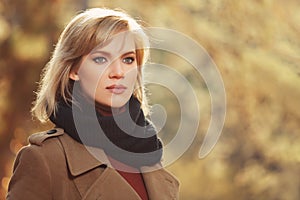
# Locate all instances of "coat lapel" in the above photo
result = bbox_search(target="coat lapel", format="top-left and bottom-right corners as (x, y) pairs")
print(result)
(142, 164), (180, 200)
(82, 167), (141, 200)
(58, 133), (108, 176)
(58, 133), (141, 200)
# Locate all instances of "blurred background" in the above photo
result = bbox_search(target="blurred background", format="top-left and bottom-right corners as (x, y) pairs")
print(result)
(1, 0), (300, 199)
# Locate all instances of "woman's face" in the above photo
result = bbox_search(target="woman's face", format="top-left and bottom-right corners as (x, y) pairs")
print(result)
(70, 32), (138, 108)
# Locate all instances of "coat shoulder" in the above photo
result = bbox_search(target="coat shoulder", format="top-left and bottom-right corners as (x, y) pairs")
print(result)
(28, 128), (64, 146)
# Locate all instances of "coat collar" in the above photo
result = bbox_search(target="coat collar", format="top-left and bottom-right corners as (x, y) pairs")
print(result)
(58, 130), (180, 199)
(58, 133), (110, 176)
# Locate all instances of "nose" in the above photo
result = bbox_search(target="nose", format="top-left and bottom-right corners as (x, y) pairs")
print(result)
(108, 59), (124, 79)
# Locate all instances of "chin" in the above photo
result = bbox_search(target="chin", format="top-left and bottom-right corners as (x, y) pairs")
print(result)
(101, 95), (131, 108)
(111, 97), (130, 108)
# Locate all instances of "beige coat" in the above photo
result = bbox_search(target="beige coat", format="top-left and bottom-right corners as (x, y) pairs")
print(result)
(7, 128), (179, 200)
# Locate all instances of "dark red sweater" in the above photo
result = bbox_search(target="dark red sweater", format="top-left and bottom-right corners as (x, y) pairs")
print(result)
(108, 157), (149, 200)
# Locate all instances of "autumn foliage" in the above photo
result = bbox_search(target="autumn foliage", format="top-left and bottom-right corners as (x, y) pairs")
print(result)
(0, 0), (299, 199)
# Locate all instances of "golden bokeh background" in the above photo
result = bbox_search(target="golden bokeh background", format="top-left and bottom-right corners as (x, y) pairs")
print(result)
(1, 0), (300, 199)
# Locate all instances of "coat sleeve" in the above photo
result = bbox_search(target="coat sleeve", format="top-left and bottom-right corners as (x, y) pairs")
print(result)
(6, 145), (52, 200)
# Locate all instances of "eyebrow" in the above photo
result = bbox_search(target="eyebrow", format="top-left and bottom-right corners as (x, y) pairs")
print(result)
(90, 50), (136, 57)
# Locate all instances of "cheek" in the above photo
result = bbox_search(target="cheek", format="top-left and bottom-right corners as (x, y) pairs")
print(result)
(126, 67), (138, 85)
(78, 66), (106, 97)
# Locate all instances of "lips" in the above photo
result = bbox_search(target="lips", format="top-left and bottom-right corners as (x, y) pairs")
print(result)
(106, 84), (127, 94)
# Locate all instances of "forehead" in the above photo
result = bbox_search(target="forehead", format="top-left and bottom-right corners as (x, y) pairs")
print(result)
(91, 31), (136, 55)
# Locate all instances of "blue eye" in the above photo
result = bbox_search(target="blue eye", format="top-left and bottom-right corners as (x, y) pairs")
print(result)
(93, 57), (107, 64)
(123, 57), (135, 64)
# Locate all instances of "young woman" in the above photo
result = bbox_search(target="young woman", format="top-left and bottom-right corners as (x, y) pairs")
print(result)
(7, 8), (179, 200)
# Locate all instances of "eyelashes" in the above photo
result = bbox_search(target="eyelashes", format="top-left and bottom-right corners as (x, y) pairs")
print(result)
(122, 57), (135, 64)
(93, 57), (107, 64)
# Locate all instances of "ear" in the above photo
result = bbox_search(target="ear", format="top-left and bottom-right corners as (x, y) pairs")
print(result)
(69, 68), (80, 81)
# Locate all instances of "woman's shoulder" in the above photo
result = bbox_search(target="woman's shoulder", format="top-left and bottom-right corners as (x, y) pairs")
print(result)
(15, 128), (66, 165)
(13, 128), (68, 175)
(28, 128), (64, 146)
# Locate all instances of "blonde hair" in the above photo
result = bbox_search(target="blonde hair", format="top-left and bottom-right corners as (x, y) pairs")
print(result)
(32, 8), (150, 122)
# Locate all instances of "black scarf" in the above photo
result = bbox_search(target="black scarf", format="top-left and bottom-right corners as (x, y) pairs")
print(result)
(50, 94), (162, 168)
